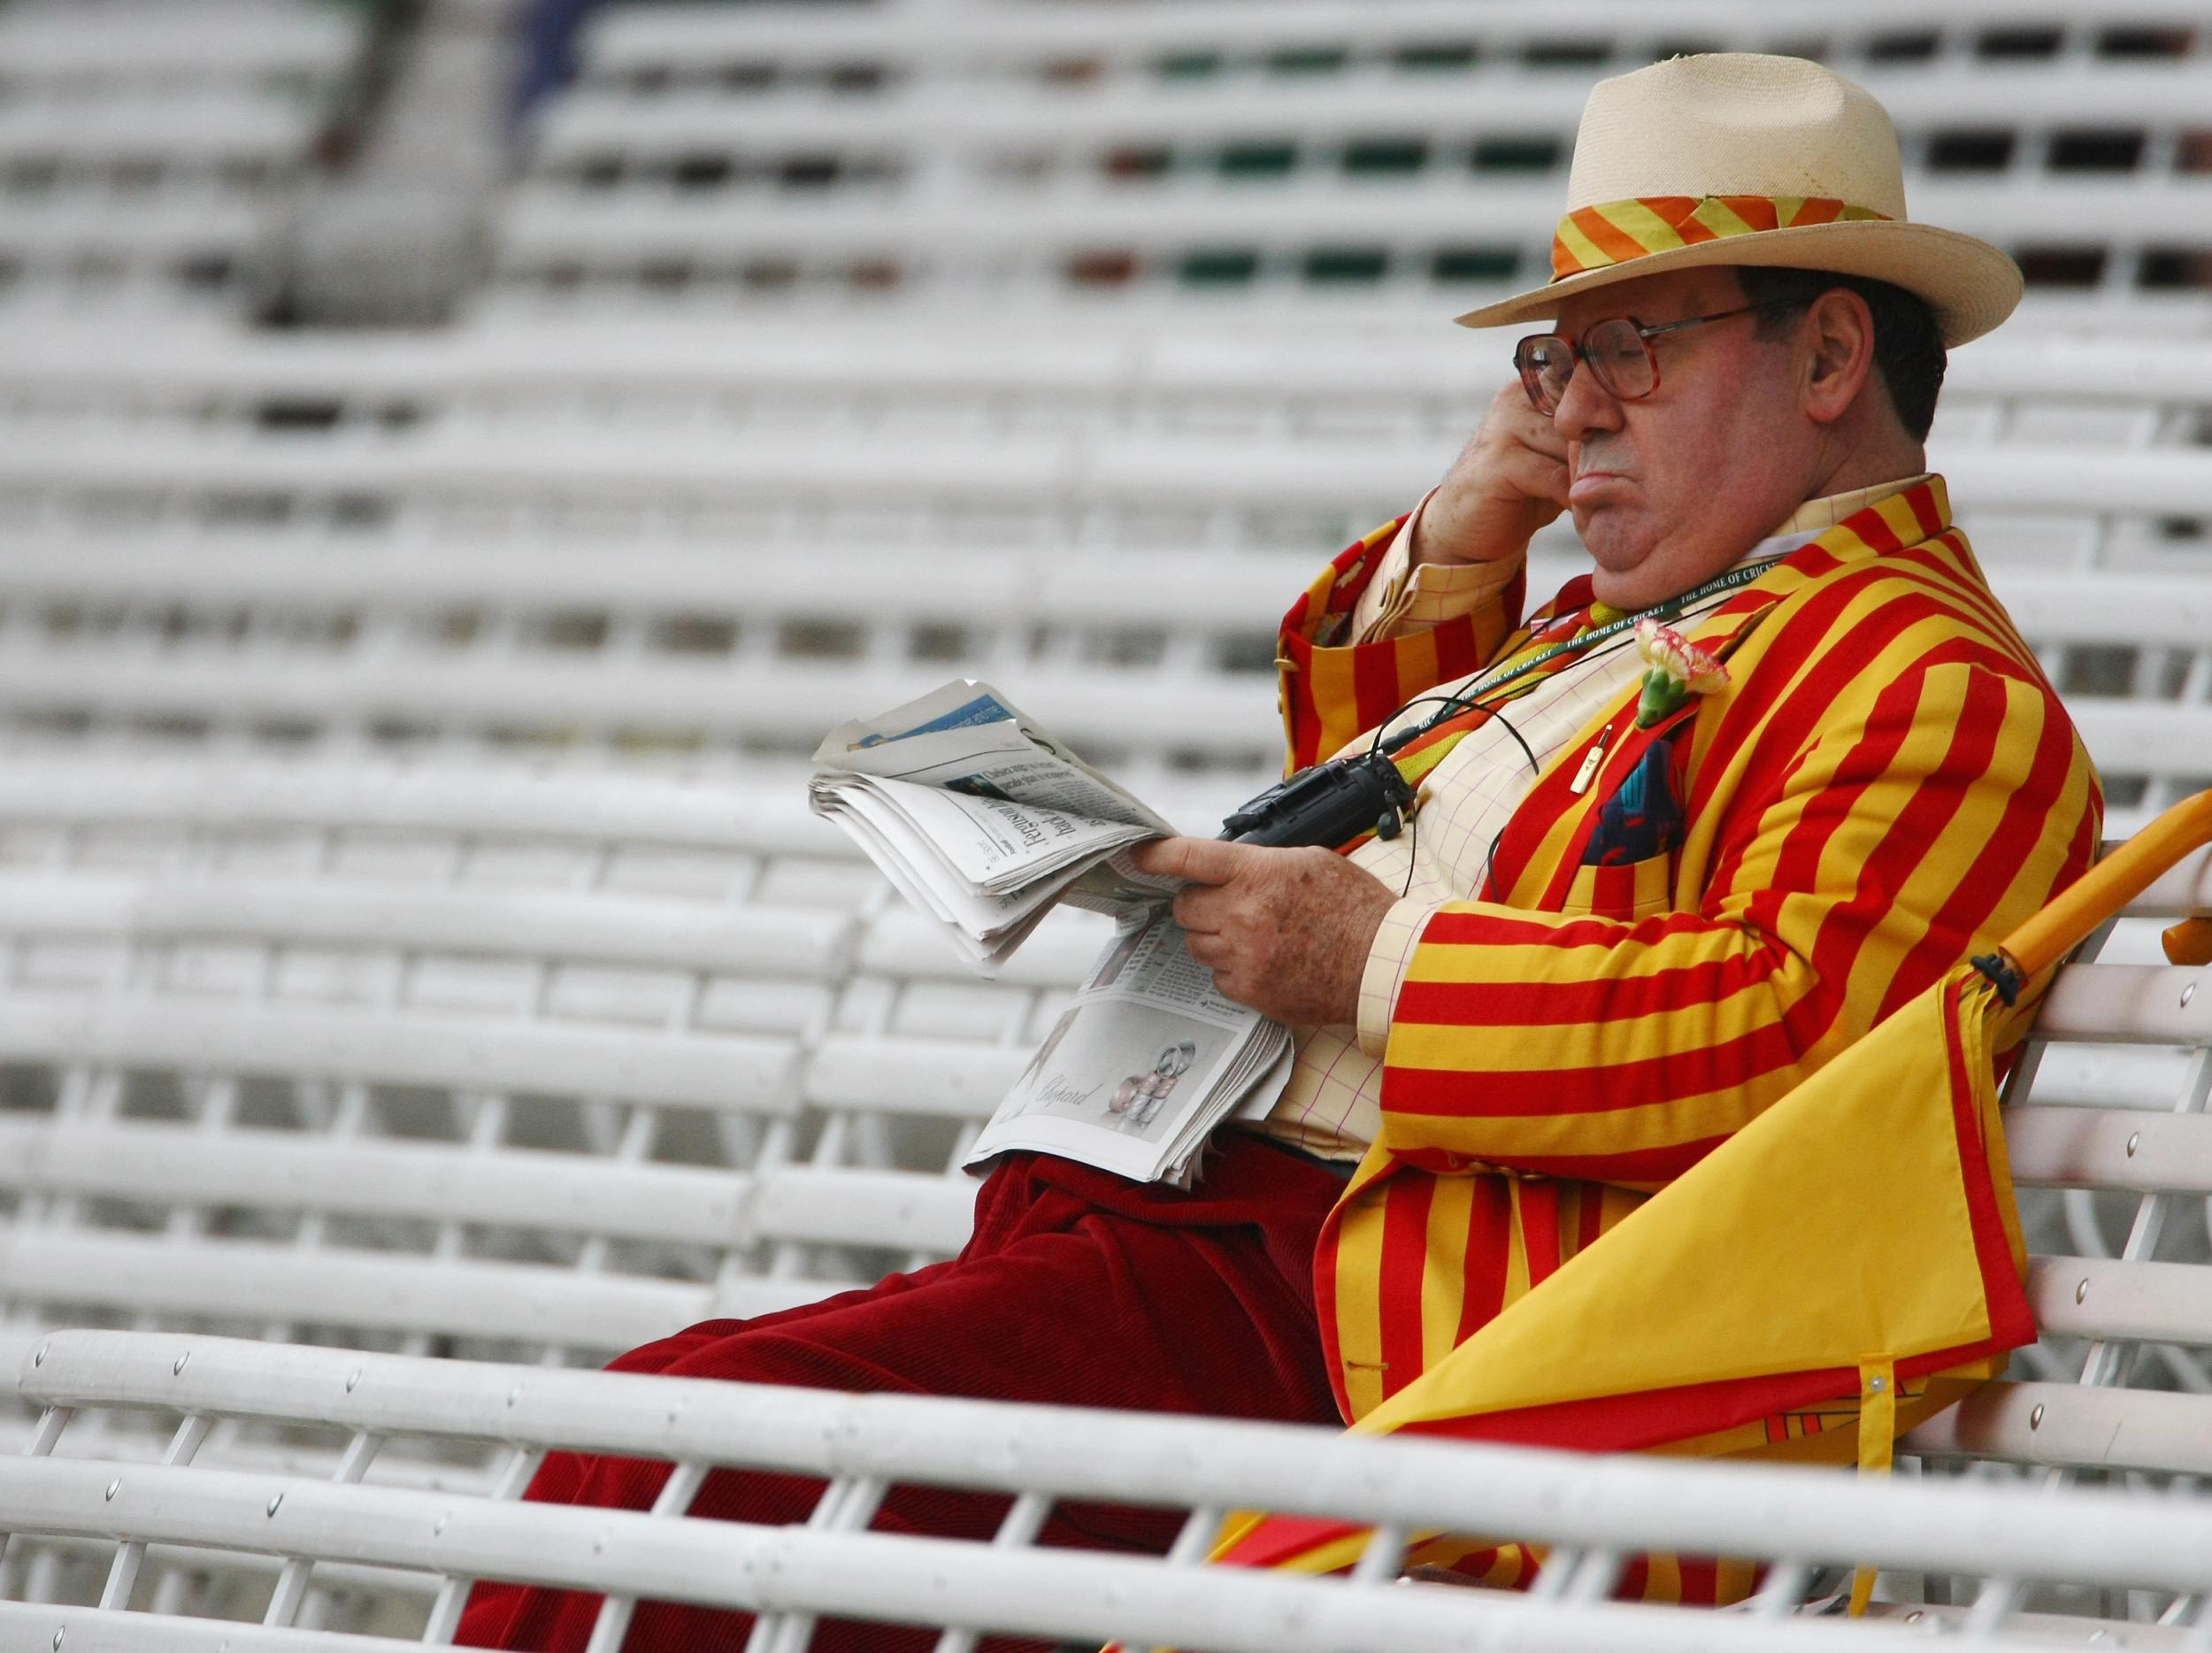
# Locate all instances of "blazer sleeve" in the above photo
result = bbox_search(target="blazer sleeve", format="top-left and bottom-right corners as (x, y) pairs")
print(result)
(1375, 656), (2102, 1188)
(1277, 515), (1525, 772)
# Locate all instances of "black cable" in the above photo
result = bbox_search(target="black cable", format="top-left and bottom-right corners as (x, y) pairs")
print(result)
(1233, 591), (1710, 853)
(1366, 693), (1479, 756)
(1481, 699), (1542, 778)
(1375, 627), (1646, 759)
(1370, 556), (1767, 762)
(1398, 703), (1540, 907)
(1379, 622), (1630, 750)
(1373, 630), (1640, 769)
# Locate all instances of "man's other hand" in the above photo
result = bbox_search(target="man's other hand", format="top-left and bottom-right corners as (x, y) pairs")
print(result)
(1416, 381), (1570, 568)
(1128, 837), (1397, 1027)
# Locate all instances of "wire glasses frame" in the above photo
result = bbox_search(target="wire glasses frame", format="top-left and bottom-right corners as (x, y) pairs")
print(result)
(1514, 300), (1801, 416)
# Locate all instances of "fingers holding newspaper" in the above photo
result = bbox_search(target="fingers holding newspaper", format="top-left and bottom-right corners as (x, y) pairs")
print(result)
(1128, 837), (1397, 1027)
(812, 680), (1374, 1185)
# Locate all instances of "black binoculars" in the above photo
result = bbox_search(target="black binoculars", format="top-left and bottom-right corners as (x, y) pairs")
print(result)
(1219, 750), (1415, 849)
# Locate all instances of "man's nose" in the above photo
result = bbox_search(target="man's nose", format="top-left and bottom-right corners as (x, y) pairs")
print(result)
(1551, 355), (1624, 441)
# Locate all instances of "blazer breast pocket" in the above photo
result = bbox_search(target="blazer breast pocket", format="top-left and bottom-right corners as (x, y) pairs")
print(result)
(1561, 851), (1676, 921)
(1582, 737), (1686, 858)
(1566, 734), (1687, 920)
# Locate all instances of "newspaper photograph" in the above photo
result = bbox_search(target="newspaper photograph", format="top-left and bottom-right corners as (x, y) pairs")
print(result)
(964, 909), (1294, 1186)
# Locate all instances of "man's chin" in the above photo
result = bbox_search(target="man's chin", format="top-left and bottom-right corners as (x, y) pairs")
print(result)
(1577, 525), (1658, 605)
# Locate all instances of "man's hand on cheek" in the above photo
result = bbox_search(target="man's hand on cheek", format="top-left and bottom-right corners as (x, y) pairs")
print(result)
(1416, 381), (1571, 569)
(1127, 837), (1399, 1027)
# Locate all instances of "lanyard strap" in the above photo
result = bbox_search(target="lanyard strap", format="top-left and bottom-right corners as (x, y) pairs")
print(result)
(1382, 554), (1779, 752)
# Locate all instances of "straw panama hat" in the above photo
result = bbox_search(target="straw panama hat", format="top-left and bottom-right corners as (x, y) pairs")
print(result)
(1455, 53), (2024, 347)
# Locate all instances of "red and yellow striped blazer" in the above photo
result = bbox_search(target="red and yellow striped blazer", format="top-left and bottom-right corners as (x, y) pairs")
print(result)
(1276, 478), (2101, 1450)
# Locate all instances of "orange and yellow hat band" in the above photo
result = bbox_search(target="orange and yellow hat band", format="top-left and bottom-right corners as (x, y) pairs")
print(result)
(1550, 195), (1893, 281)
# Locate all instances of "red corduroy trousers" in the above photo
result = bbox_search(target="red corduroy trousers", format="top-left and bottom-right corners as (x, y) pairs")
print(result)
(456, 1134), (1348, 1652)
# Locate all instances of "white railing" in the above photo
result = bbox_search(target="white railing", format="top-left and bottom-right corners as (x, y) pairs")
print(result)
(8, 1328), (2212, 1649)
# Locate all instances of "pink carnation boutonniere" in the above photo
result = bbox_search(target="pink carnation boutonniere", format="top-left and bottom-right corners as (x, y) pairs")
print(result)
(1632, 618), (1728, 728)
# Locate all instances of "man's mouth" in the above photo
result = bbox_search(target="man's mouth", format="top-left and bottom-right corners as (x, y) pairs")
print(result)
(1569, 470), (1626, 506)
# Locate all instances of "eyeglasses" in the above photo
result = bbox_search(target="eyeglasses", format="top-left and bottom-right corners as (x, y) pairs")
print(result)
(1513, 301), (1800, 416)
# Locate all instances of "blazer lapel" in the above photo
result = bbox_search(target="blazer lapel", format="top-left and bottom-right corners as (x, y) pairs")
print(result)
(1432, 478), (1955, 909)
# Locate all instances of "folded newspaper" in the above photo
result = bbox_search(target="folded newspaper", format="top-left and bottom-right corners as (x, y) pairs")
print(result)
(810, 680), (1294, 1185)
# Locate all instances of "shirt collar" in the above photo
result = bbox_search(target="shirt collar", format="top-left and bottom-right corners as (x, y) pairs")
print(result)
(1746, 473), (1933, 564)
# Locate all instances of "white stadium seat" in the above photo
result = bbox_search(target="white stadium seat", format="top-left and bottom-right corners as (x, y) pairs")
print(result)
(0, 757), (1102, 1411)
(0, 2), (370, 314)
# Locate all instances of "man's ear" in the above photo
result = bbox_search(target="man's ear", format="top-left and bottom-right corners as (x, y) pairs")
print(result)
(1800, 288), (1878, 427)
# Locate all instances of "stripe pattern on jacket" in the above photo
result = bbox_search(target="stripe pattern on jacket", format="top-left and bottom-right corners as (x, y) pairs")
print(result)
(1275, 480), (2101, 1460)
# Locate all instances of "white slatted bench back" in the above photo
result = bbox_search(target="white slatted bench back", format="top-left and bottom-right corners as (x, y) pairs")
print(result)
(0, 757), (844, 865)
(533, 58), (2212, 169)
(0, 873), (852, 979)
(0, 393), (2207, 797)
(5, 302), (2208, 635)
(576, 0), (2212, 74)
(1897, 838), (2212, 1584)
(11, 1329), (2212, 1649)
(6, 759), (2194, 1388)
(491, 0), (2212, 310)
(13, 310), (2212, 415)
(0, 4), (365, 313)
(0, 317), (2200, 543)
(18, 385), (2212, 520)
(0, 525), (2198, 803)
(0, 85), (323, 176)
(500, 129), (2207, 297)
(0, 757), (1113, 1404)
(0, 794), (829, 1371)
(0, 319), (2201, 526)
(0, 312), (2204, 802)
(0, 4), (362, 83)
(0, 990), (826, 1362)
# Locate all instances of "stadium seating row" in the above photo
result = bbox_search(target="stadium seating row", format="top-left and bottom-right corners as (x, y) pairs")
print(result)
(0, 757), (1094, 1382)
(0, 542), (2200, 814)
(1, 311), (2208, 811)
(0, 757), (2205, 1633)
(15, 0), (2212, 317)
(496, 0), (2212, 308)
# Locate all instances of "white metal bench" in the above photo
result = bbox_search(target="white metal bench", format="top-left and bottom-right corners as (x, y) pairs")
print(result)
(0, 756), (1121, 1411)
(12, 304), (2212, 410)
(0, 777), (2203, 1629)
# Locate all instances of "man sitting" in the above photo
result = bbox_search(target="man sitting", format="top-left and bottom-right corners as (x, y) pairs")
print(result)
(462, 51), (2098, 1650)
